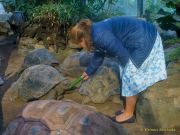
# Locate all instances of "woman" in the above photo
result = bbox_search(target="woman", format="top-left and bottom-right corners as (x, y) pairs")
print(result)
(69, 16), (167, 124)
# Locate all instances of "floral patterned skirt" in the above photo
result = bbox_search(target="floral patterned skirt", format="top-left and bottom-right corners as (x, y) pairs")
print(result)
(119, 33), (167, 97)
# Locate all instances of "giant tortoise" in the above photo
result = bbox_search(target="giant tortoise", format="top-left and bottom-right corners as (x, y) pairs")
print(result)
(22, 48), (59, 70)
(3, 99), (128, 135)
(13, 64), (70, 101)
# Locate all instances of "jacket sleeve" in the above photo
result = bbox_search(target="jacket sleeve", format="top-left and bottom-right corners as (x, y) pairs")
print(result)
(85, 50), (105, 76)
(97, 31), (130, 67)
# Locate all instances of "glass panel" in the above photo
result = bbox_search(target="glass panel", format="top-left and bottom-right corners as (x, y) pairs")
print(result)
(106, 0), (138, 16)
(0, 2), (5, 14)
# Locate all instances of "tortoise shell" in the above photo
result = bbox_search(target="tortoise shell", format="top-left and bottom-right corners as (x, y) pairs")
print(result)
(3, 100), (128, 135)
(16, 65), (61, 101)
(22, 48), (59, 70)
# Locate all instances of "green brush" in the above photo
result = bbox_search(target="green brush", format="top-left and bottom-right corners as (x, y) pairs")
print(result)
(67, 75), (84, 90)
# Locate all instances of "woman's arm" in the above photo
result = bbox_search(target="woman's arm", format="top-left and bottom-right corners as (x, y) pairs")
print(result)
(85, 50), (105, 76)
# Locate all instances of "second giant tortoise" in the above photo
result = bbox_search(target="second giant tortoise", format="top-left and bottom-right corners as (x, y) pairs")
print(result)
(22, 48), (59, 70)
(13, 64), (69, 101)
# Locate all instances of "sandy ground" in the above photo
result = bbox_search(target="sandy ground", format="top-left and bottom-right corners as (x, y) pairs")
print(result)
(0, 43), (178, 135)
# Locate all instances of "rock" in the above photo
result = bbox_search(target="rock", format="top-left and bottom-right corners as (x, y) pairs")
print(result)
(3, 100), (128, 135)
(0, 21), (13, 35)
(79, 66), (120, 104)
(34, 41), (45, 49)
(0, 2), (5, 14)
(0, 3), (13, 35)
(2, 85), (27, 127)
(22, 24), (40, 37)
(136, 63), (180, 129)
(0, 3), (12, 22)
(0, 21), (11, 34)
(111, 95), (123, 104)
(19, 37), (39, 50)
(53, 47), (78, 64)
(174, 97), (180, 108)
(61, 51), (92, 77)
(61, 51), (120, 78)
(68, 42), (81, 49)
(0, 35), (17, 46)
(161, 30), (177, 40)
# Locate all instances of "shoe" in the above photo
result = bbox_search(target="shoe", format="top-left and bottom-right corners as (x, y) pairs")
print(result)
(0, 77), (4, 86)
(110, 115), (135, 124)
(115, 110), (124, 115)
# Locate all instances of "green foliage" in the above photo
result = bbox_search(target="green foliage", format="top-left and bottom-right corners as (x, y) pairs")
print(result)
(3, 0), (118, 23)
(32, 3), (78, 25)
(3, 0), (119, 40)
(166, 47), (180, 62)
(3, 0), (41, 18)
(175, 22), (180, 27)
(156, 15), (178, 30)
(2, 0), (15, 11)
(144, 0), (162, 22)
(162, 1), (180, 3)
(156, 0), (180, 37)
(31, 0), (120, 31)
(144, 0), (180, 22)
(164, 38), (180, 47)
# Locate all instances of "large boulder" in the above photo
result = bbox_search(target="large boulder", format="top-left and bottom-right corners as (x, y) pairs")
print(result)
(18, 37), (46, 56)
(61, 51), (120, 78)
(53, 47), (79, 64)
(79, 66), (120, 104)
(0, 3), (12, 22)
(0, 3), (13, 35)
(0, 21), (12, 35)
(2, 86), (27, 128)
(60, 52), (92, 77)
(136, 62), (180, 129)
(61, 51), (121, 104)
(22, 24), (40, 38)
(161, 30), (177, 40)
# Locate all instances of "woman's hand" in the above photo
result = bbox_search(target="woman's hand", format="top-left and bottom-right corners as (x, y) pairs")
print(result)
(82, 72), (89, 80)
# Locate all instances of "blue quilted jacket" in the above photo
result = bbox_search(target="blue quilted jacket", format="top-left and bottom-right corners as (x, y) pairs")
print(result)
(86, 16), (157, 76)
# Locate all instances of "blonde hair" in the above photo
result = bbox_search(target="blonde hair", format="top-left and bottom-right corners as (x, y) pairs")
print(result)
(69, 19), (93, 51)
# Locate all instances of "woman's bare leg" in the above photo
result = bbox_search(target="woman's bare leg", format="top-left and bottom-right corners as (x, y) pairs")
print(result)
(116, 95), (138, 122)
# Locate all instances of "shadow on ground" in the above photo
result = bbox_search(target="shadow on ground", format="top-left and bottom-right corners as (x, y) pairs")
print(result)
(0, 37), (18, 133)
